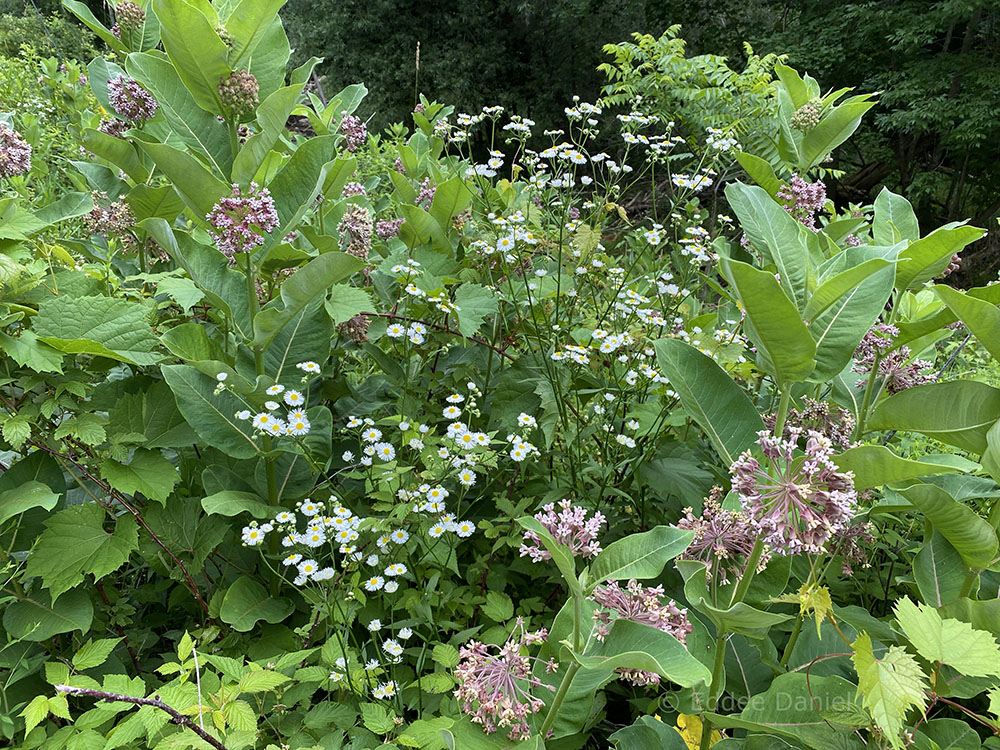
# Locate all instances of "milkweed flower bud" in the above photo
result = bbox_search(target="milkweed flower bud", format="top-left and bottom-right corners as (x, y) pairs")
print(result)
(0, 124), (31, 177)
(338, 114), (367, 151)
(791, 97), (821, 131)
(337, 204), (373, 260)
(218, 70), (259, 116)
(113, 0), (145, 34)
(107, 75), (159, 124)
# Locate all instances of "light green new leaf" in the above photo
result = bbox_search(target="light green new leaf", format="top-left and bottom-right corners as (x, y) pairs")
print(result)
(851, 632), (927, 750)
(152, 0), (230, 114)
(225, 0), (287, 68)
(833, 445), (961, 490)
(895, 597), (1000, 677)
(265, 135), (337, 238)
(899, 483), (997, 569)
(654, 338), (764, 465)
(804, 258), (894, 323)
(0, 481), (59, 526)
(799, 98), (876, 170)
(453, 284), (498, 337)
(237, 669), (290, 693)
(220, 576), (293, 632)
(33, 296), (163, 366)
(232, 83), (304, 183)
(872, 187), (919, 246)
(722, 257), (816, 385)
(0, 331), (63, 373)
(100, 449), (179, 505)
(735, 152), (781, 195)
(867, 380), (1000, 453)
(63, 0), (126, 54)
(81, 129), (149, 183)
(587, 525), (692, 590)
(571, 619), (710, 687)
(325, 284), (373, 324)
(136, 141), (229, 218)
(428, 175), (474, 230)
(73, 638), (122, 671)
(935, 284), (1000, 362)
(25, 503), (138, 603)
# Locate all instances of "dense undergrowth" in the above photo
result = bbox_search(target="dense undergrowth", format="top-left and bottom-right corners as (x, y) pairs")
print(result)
(3, 2), (1000, 750)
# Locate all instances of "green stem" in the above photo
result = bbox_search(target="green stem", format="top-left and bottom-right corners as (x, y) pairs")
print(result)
(853, 355), (882, 442)
(959, 568), (980, 599)
(539, 662), (580, 739)
(779, 613), (804, 668)
(699, 632), (728, 750)
(729, 537), (766, 608)
(773, 385), (791, 437)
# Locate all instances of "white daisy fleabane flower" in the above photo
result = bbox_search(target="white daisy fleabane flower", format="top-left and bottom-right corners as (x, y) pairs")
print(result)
(296, 361), (321, 373)
(284, 389), (304, 406)
(384, 580), (399, 593)
(266, 384), (284, 395)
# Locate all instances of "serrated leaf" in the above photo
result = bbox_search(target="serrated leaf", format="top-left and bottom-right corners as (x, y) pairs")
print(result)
(482, 591), (513, 622)
(360, 702), (395, 734)
(21, 695), (49, 736)
(100, 449), (179, 505)
(894, 597), (1000, 677)
(221, 700), (257, 732)
(33, 296), (163, 366)
(24, 503), (138, 602)
(453, 284), (498, 337)
(72, 638), (122, 671)
(773, 583), (832, 637)
(851, 632), (927, 749)
(237, 670), (290, 693)
(2, 415), (30, 449)
(432, 643), (459, 669)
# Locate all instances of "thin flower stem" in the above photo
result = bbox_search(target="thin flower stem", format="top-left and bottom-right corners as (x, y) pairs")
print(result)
(773, 385), (791, 437)
(699, 631), (729, 750)
(729, 537), (766, 608)
(538, 662), (580, 738)
(779, 613), (804, 668)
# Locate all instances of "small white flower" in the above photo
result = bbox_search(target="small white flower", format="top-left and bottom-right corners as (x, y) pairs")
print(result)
(368, 619), (382, 632)
(300, 500), (320, 516)
(297, 559), (319, 577)
(266, 384), (284, 395)
(446, 393), (465, 404)
(383, 639), (403, 656)
(216, 372), (228, 382)
(442, 405), (462, 419)
(458, 469), (476, 487)
(391, 529), (409, 544)
(284, 390), (304, 406)
(517, 413), (537, 428)
(384, 580), (399, 593)
(386, 323), (406, 338)
(364, 576), (385, 591)
(265, 401), (280, 411)
(236, 410), (251, 420)
(398, 627), (413, 640)
(296, 361), (321, 373)
(455, 520), (475, 538)
(384, 563), (407, 577)
(275, 511), (295, 524)
(374, 442), (396, 461)
(282, 553), (302, 566)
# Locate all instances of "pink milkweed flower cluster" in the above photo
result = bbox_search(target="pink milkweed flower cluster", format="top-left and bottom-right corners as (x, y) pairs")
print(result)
(111, 0), (145, 38)
(777, 173), (826, 231)
(519, 499), (606, 562)
(107, 75), (159, 124)
(0, 124), (31, 178)
(342, 181), (367, 198)
(764, 397), (856, 451)
(677, 488), (768, 584)
(338, 114), (367, 151)
(852, 323), (933, 394)
(376, 217), (404, 240)
(454, 619), (557, 740)
(416, 177), (436, 210)
(730, 428), (856, 556)
(206, 183), (279, 263)
(591, 579), (692, 686)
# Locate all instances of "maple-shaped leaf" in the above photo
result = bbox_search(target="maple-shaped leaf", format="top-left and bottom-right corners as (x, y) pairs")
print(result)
(773, 582), (833, 636)
(851, 632), (928, 749)
(894, 596), (1000, 678)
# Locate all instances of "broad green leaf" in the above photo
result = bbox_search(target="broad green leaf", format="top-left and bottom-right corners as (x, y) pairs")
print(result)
(800, 97), (875, 170)
(0, 481), (59, 526)
(808, 247), (896, 381)
(253, 252), (365, 348)
(677, 559), (792, 639)
(867, 380), (1000, 453)
(100, 449), (179, 505)
(895, 597), (1000, 677)
(721, 258), (816, 384)
(233, 84), (305, 184)
(107, 381), (198, 449)
(399, 203), (451, 254)
(899, 483), (997, 569)
(735, 152), (781, 195)
(895, 224), (985, 291)
(265, 135), (338, 240)
(0, 331), (63, 373)
(360, 703), (395, 734)
(571, 619), (710, 687)
(33, 296), (163, 366)
(161, 364), (259, 459)
(913, 532), (966, 608)
(220, 576), (293, 631)
(804, 258), (894, 323)
(32, 191), (96, 227)
(654, 338), (764, 465)
(135, 141), (229, 218)
(151, 0), (230, 114)
(709, 672), (864, 749)
(126, 51), (231, 177)
(482, 591), (513, 622)
(588, 525), (693, 590)
(126, 184), (187, 224)
(63, 0), (126, 54)
(431, 643), (460, 669)
(155, 275), (204, 314)
(225, 0), (287, 68)
(453, 284), (498, 337)
(24, 503), (138, 602)
(81, 129), (149, 183)
(726, 181), (812, 311)
(201, 491), (273, 519)
(833, 445), (961, 490)
(428, 175), (474, 229)
(73, 638), (122, 670)
(3, 587), (94, 642)
(851, 632), (927, 750)
(873, 187), (919, 246)
(934, 284), (1000, 362)
(246, 17), (289, 101)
